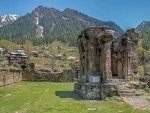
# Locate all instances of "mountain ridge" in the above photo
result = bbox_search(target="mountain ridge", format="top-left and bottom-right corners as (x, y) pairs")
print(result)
(0, 5), (125, 46)
(137, 21), (150, 33)
(0, 14), (19, 27)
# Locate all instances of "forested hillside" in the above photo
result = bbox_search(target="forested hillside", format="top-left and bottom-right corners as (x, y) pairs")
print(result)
(0, 5), (124, 46)
(137, 21), (150, 33)
(0, 14), (37, 42)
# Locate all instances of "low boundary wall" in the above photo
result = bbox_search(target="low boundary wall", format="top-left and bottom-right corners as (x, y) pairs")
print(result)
(22, 69), (74, 82)
(0, 68), (22, 87)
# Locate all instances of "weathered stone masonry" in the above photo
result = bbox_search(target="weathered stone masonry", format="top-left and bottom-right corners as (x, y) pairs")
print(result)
(77, 26), (115, 83)
(0, 68), (74, 88)
(22, 69), (74, 82)
(74, 26), (139, 99)
(111, 28), (139, 80)
(0, 68), (22, 87)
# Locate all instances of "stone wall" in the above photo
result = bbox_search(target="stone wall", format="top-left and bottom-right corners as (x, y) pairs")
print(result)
(139, 76), (150, 87)
(74, 83), (117, 100)
(22, 69), (74, 82)
(75, 26), (140, 100)
(77, 26), (115, 84)
(0, 68), (22, 87)
(112, 28), (139, 79)
(0, 68), (74, 88)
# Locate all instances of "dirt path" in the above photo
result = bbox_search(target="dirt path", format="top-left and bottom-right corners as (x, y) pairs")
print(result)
(122, 94), (150, 110)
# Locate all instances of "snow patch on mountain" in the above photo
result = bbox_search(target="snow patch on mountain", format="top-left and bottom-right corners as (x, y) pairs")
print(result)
(40, 26), (44, 37)
(35, 17), (39, 25)
(35, 16), (44, 37)
(62, 16), (68, 20)
(0, 14), (19, 27)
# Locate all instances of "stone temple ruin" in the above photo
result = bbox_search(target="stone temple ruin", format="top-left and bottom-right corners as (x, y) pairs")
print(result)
(74, 26), (141, 99)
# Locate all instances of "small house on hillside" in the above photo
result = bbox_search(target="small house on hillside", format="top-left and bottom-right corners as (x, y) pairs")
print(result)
(31, 51), (39, 57)
(55, 54), (63, 60)
(8, 52), (28, 65)
(15, 49), (25, 54)
(0, 48), (6, 55)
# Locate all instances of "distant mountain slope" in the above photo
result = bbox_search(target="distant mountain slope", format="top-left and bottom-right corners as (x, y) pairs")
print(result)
(62, 8), (123, 36)
(0, 14), (19, 27)
(137, 21), (150, 33)
(0, 13), (37, 40)
(0, 5), (124, 46)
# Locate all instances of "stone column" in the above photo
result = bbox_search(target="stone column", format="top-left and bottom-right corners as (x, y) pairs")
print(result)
(88, 39), (97, 74)
(117, 53), (123, 78)
(122, 44), (132, 80)
(122, 46), (128, 79)
(78, 34), (85, 83)
(121, 28), (139, 80)
(98, 30), (114, 81)
(117, 61), (123, 78)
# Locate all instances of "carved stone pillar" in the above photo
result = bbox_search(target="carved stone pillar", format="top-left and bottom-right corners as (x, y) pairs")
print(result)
(116, 53), (123, 78)
(78, 34), (86, 83)
(98, 30), (114, 81)
(121, 28), (139, 80)
(117, 60), (123, 78)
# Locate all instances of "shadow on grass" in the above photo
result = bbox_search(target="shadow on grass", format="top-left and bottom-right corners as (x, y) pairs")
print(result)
(55, 91), (84, 101)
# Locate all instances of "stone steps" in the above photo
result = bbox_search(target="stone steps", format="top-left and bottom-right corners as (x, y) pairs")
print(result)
(118, 89), (135, 93)
(119, 92), (136, 96)
(110, 79), (126, 83)
(109, 78), (147, 97)
(109, 79), (126, 86)
(116, 83), (137, 97)
(110, 79), (148, 97)
(118, 89), (136, 96)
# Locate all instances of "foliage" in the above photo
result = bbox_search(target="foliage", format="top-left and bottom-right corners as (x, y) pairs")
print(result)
(23, 40), (33, 60)
(148, 88), (150, 94)
(141, 30), (150, 50)
(0, 56), (7, 62)
(0, 39), (18, 51)
(0, 13), (37, 43)
(138, 29), (150, 75)
(0, 6), (124, 46)
(138, 30), (150, 62)
(138, 65), (144, 76)
(137, 21), (150, 33)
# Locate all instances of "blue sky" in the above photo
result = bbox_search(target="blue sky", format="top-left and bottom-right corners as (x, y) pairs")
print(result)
(0, 0), (150, 31)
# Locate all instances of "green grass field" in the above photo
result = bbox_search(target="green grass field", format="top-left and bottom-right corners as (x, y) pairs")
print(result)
(0, 82), (149, 113)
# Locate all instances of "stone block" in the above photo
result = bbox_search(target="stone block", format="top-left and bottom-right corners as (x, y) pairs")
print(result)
(89, 76), (101, 84)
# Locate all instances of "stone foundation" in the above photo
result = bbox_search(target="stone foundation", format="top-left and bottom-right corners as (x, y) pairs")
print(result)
(74, 82), (118, 100)
(139, 76), (150, 87)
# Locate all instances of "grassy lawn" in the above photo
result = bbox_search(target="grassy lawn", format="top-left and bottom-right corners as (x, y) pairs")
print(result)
(0, 82), (150, 113)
